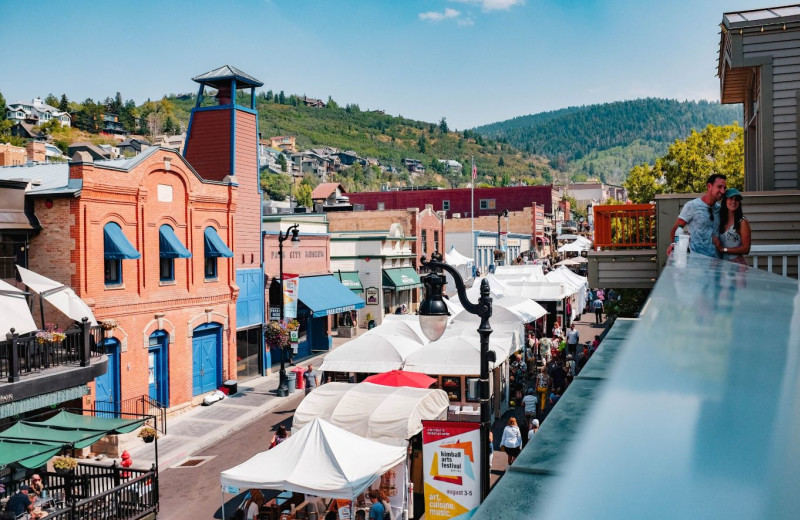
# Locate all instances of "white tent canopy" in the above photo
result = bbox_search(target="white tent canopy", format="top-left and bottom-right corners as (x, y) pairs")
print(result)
(558, 240), (590, 253)
(445, 246), (473, 266)
(545, 268), (588, 319)
(502, 280), (571, 301)
(452, 295), (546, 326)
(554, 258), (581, 267)
(292, 383), (448, 444)
(220, 418), (406, 498)
(319, 321), (426, 373)
(0, 280), (37, 335)
(494, 265), (545, 281)
(465, 275), (507, 300)
(16, 265), (97, 325)
(403, 332), (512, 376)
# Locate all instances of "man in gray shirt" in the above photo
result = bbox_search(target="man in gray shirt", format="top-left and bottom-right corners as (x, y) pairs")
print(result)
(668, 174), (727, 259)
(303, 364), (319, 395)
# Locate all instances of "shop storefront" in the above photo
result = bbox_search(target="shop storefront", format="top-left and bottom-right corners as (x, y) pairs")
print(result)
(381, 267), (422, 315)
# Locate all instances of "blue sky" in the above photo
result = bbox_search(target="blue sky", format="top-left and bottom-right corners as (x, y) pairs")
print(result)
(0, 0), (773, 129)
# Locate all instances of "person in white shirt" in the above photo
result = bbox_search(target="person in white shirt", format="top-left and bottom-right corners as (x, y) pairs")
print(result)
(500, 417), (523, 465)
(522, 388), (539, 427)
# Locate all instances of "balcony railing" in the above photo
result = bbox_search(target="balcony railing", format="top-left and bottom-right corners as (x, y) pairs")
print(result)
(0, 322), (103, 382)
(592, 204), (656, 249)
(749, 244), (800, 278)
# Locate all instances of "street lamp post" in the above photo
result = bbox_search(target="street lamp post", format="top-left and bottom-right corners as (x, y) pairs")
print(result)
(276, 223), (300, 397)
(418, 252), (495, 501)
(496, 209), (508, 266)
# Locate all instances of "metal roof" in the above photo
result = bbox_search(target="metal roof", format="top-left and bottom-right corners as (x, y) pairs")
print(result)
(0, 162), (74, 195)
(191, 65), (263, 88)
(724, 4), (800, 28)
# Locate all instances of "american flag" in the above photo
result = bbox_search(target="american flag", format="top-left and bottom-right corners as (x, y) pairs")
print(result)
(472, 163), (477, 180)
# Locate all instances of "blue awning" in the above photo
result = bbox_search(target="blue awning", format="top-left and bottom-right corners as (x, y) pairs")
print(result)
(204, 227), (234, 258)
(104, 222), (141, 260)
(298, 275), (365, 318)
(159, 224), (192, 258)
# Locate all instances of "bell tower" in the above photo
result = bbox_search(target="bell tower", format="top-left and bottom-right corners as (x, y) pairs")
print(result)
(184, 65), (265, 351)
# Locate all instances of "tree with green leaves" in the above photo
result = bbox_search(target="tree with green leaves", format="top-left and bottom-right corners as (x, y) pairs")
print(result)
(498, 156), (505, 167)
(261, 172), (292, 201)
(625, 123), (743, 203)
(418, 134), (427, 153)
(163, 116), (176, 135)
(58, 94), (69, 112)
(295, 182), (312, 208)
(278, 91), (286, 104)
(0, 90), (6, 121)
(44, 94), (59, 108)
(277, 153), (288, 172)
(439, 117), (448, 134)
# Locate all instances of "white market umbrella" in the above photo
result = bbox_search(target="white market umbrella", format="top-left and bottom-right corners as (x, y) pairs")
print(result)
(555, 258), (581, 267)
(16, 266), (97, 326)
(320, 320), (426, 373)
(404, 334), (510, 375)
(0, 280), (37, 335)
(558, 241), (589, 253)
(220, 417), (406, 498)
(445, 246), (474, 266)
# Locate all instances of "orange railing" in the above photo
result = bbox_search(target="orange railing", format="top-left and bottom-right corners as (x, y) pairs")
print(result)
(593, 204), (656, 249)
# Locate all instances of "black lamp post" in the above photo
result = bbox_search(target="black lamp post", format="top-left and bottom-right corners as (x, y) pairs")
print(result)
(418, 252), (495, 501)
(276, 223), (300, 397)
(496, 210), (508, 266)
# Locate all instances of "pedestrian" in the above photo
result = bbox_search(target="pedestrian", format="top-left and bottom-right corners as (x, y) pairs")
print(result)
(565, 354), (576, 386)
(528, 419), (539, 438)
(668, 173), (727, 258)
(378, 490), (393, 520)
(592, 335), (601, 351)
(500, 417), (523, 465)
(245, 489), (264, 520)
(566, 323), (579, 357)
(550, 362), (567, 394)
(522, 388), (538, 426)
(577, 349), (589, 374)
(303, 363), (319, 395)
(488, 430), (494, 470)
(712, 187), (751, 265)
(269, 424), (290, 449)
(592, 298), (604, 324)
(539, 336), (552, 365)
(368, 491), (385, 520)
(536, 366), (550, 412)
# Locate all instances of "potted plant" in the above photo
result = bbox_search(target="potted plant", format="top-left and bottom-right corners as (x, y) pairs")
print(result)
(137, 426), (159, 443)
(101, 319), (118, 337)
(365, 312), (375, 329)
(52, 456), (78, 474)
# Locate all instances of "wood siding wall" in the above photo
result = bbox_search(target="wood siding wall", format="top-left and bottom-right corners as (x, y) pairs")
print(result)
(742, 30), (800, 190)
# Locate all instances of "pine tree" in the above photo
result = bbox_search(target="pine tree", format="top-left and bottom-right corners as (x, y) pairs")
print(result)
(59, 94), (69, 112)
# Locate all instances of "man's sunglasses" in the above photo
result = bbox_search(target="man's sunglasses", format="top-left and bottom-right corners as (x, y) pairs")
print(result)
(708, 205), (714, 222)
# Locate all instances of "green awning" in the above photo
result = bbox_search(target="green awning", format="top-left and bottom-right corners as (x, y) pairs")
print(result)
(382, 267), (422, 290)
(0, 422), (107, 449)
(0, 439), (63, 469)
(42, 410), (147, 435)
(336, 271), (363, 292)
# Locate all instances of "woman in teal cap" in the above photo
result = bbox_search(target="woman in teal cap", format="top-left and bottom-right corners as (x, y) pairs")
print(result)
(712, 188), (751, 264)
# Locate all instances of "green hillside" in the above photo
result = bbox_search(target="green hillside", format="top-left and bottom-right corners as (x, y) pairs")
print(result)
(473, 98), (743, 184)
(167, 93), (554, 190)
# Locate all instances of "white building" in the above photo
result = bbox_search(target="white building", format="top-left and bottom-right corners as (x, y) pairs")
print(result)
(6, 98), (71, 127)
(330, 223), (421, 327)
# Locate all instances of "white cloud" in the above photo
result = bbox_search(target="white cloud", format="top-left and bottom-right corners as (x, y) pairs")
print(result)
(457, 17), (475, 26)
(419, 8), (461, 22)
(449, 0), (525, 12)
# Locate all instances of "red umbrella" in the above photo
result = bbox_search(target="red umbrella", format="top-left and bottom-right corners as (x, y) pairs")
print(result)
(364, 370), (437, 388)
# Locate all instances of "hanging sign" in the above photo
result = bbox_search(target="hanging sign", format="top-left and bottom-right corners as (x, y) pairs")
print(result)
(290, 330), (299, 354)
(422, 420), (481, 520)
(283, 273), (299, 319)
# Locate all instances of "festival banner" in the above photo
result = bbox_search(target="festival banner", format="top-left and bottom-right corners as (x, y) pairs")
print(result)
(422, 420), (481, 520)
(283, 273), (299, 319)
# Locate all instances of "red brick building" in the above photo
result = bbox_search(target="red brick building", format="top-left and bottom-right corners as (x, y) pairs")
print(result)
(27, 146), (238, 415)
(347, 185), (560, 218)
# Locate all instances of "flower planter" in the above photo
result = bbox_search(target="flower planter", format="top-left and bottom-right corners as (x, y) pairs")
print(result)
(55, 468), (74, 476)
(142, 436), (155, 444)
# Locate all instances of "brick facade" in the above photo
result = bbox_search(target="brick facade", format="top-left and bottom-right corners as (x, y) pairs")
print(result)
(30, 149), (238, 412)
(0, 143), (26, 166)
(26, 141), (46, 163)
(347, 185), (560, 217)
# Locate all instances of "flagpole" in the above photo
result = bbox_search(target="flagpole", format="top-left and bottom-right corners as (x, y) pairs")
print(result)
(471, 156), (476, 271)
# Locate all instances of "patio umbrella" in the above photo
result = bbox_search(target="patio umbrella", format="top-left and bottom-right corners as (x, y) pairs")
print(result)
(16, 266), (97, 326)
(555, 258), (581, 267)
(363, 370), (437, 388)
(0, 279), (37, 335)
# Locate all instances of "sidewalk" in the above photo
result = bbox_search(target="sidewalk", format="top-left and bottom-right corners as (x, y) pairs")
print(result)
(127, 335), (354, 470)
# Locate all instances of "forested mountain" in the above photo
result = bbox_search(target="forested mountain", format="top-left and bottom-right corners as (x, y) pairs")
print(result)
(473, 99), (742, 184)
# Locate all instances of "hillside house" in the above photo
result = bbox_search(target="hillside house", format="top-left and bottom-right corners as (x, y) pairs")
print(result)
(101, 113), (126, 135)
(6, 98), (71, 127)
(438, 159), (463, 174)
(117, 138), (150, 155)
(68, 142), (112, 161)
(300, 96), (326, 108)
(268, 135), (296, 153)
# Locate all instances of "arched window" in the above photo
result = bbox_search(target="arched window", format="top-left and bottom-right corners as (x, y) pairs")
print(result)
(203, 227), (233, 280)
(159, 224), (191, 282)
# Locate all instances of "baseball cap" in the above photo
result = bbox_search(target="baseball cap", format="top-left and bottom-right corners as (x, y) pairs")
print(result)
(725, 188), (743, 199)
(19, 485), (30, 492)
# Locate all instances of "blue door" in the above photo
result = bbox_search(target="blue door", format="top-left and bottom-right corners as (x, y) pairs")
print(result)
(148, 331), (169, 407)
(95, 339), (120, 417)
(192, 324), (221, 395)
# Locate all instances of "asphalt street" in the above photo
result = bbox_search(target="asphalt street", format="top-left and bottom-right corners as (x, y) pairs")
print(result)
(157, 391), (305, 520)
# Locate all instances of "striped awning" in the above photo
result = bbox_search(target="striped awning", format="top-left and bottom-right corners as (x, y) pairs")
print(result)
(0, 385), (89, 419)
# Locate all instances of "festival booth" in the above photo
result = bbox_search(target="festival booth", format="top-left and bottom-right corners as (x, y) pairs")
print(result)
(444, 247), (475, 296)
(545, 268), (588, 322)
(220, 418), (407, 520)
(493, 264), (546, 282)
(501, 280), (574, 335)
(291, 383), (450, 520)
